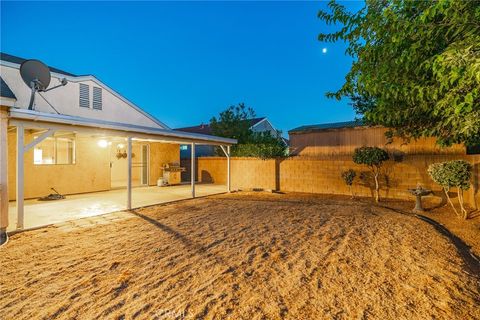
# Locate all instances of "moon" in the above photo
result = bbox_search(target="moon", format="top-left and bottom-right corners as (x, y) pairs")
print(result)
(322, 48), (328, 54)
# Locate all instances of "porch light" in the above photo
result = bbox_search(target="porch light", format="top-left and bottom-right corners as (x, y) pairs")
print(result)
(97, 139), (109, 148)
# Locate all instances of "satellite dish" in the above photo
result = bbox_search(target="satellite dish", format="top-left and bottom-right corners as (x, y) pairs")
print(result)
(19, 59), (67, 111)
(20, 59), (51, 91)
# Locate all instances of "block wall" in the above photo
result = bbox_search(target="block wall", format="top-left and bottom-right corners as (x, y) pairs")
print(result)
(197, 155), (480, 209)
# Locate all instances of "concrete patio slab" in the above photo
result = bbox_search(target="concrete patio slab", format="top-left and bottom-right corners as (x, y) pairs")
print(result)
(7, 183), (226, 232)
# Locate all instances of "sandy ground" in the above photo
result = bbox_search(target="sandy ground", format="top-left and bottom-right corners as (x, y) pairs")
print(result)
(1, 192), (479, 320)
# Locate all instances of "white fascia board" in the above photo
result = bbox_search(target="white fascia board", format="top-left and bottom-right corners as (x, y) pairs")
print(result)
(8, 108), (237, 145)
(0, 60), (170, 130)
(249, 117), (268, 129)
(0, 97), (16, 107)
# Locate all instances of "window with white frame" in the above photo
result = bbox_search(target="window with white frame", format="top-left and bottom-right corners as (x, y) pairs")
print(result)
(34, 136), (76, 165)
(79, 83), (90, 108)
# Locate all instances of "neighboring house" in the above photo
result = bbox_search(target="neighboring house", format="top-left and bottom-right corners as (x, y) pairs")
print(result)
(288, 120), (474, 157)
(176, 117), (286, 158)
(0, 52), (235, 236)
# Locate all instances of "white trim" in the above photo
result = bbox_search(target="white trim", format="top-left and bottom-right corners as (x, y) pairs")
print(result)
(127, 137), (132, 210)
(0, 97), (16, 107)
(250, 117), (288, 146)
(191, 143), (195, 198)
(220, 145), (231, 193)
(0, 60), (169, 130)
(9, 109), (237, 145)
(16, 125), (24, 229)
(249, 117), (269, 129)
(24, 129), (55, 152)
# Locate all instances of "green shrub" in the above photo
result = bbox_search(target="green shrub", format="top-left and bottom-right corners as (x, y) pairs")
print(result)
(341, 169), (356, 198)
(353, 147), (389, 202)
(428, 160), (472, 219)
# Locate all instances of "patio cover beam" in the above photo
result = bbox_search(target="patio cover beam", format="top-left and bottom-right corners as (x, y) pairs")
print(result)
(127, 137), (132, 210)
(0, 107), (8, 239)
(8, 110), (236, 146)
(220, 145), (231, 193)
(23, 129), (55, 153)
(9, 119), (231, 146)
(191, 143), (195, 198)
(16, 125), (24, 229)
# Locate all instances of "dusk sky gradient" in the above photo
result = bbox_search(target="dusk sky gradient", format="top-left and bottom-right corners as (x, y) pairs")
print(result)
(1, 1), (363, 135)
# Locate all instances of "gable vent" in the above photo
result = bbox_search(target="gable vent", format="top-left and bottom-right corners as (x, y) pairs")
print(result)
(92, 87), (102, 110)
(79, 84), (89, 108)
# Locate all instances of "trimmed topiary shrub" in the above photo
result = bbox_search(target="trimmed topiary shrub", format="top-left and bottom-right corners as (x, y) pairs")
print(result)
(427, 160), (472, 219)
(353, 147), (389, 202)
(341, 169), (356, 198)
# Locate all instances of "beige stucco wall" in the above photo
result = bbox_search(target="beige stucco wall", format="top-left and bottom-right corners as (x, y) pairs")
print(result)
(7, 132), (180, 200)
(8, 132), (111, 200)
(149, 143), (181, 185)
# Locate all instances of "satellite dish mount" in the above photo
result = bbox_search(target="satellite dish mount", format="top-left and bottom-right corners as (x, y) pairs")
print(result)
(20, 59), (68, 110)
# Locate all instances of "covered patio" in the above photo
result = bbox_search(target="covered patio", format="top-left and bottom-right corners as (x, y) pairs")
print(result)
(0, 107), (236, 237)
(7, 183), (225, 232)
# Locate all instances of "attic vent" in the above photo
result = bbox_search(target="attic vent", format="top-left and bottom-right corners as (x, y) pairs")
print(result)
(79, 84), (89, 108)
(92, 87), (102, 110)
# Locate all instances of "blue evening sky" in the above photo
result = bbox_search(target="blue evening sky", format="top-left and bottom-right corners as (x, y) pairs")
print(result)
(1, 1), (362, 135)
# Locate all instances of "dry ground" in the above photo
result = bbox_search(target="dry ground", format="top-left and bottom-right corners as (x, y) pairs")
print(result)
(1, 192), (479, 320)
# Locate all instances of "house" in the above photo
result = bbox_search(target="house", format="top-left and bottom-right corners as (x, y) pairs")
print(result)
(288, 120), (472, 157)
(176, 117), (286, 158)
(0, 52), (236, 238)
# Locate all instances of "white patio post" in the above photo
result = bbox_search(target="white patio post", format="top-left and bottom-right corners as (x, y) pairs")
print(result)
(16, 124), (24, 229)
(191, 143), (195, 198)
(227, 145), (231, 193)
(0, 107), (9, 237)
(127, 137), (132, 210)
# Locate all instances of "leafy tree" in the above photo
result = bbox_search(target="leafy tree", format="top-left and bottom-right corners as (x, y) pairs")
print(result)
(233, 131), (287, 159)
(341, 169), (356, 198)
(210, 103), (255, 144)
(353, 147), (389, 202)
(318, 1), (480, 147)
(427, 160), (472, 219)
(210, 104), (287, 158)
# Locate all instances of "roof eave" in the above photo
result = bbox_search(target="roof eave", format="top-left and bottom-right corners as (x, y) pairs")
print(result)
(7, 108), (237, 145)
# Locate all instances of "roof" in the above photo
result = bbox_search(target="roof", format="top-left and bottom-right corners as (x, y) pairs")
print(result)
(0, 52), (169, 129)
(0, 77), (16, 99)
(289, 120), (365, 133)
(9, 108), (237, 145)
(175, 117), (267, 135)
(1, 52), (77, 77)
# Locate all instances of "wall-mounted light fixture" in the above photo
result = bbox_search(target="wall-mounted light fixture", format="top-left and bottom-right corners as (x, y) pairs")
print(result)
(97, 139), (109, 148)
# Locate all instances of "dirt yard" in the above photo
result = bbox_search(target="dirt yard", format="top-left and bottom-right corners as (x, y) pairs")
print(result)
(1, 192), (479, 320)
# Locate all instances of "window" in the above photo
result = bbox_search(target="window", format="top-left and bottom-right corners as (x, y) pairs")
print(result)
(93, 86), (102, 110)
(34, 136), (76, 165)
(79, 84), (89, 108)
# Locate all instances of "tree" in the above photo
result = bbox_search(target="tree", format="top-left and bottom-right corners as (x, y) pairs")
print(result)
(210, 103), (255, 144)
(353, 147), (389, 202)
(341, 169), (356, 198)
(210, 104), (287, 158)
(233, 131), (287, 159)
(318, 1), (480, 147)
(427, 160), (472, 219)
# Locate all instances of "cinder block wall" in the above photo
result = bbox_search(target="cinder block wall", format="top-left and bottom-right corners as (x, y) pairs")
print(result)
(197, 155), (480, 209)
